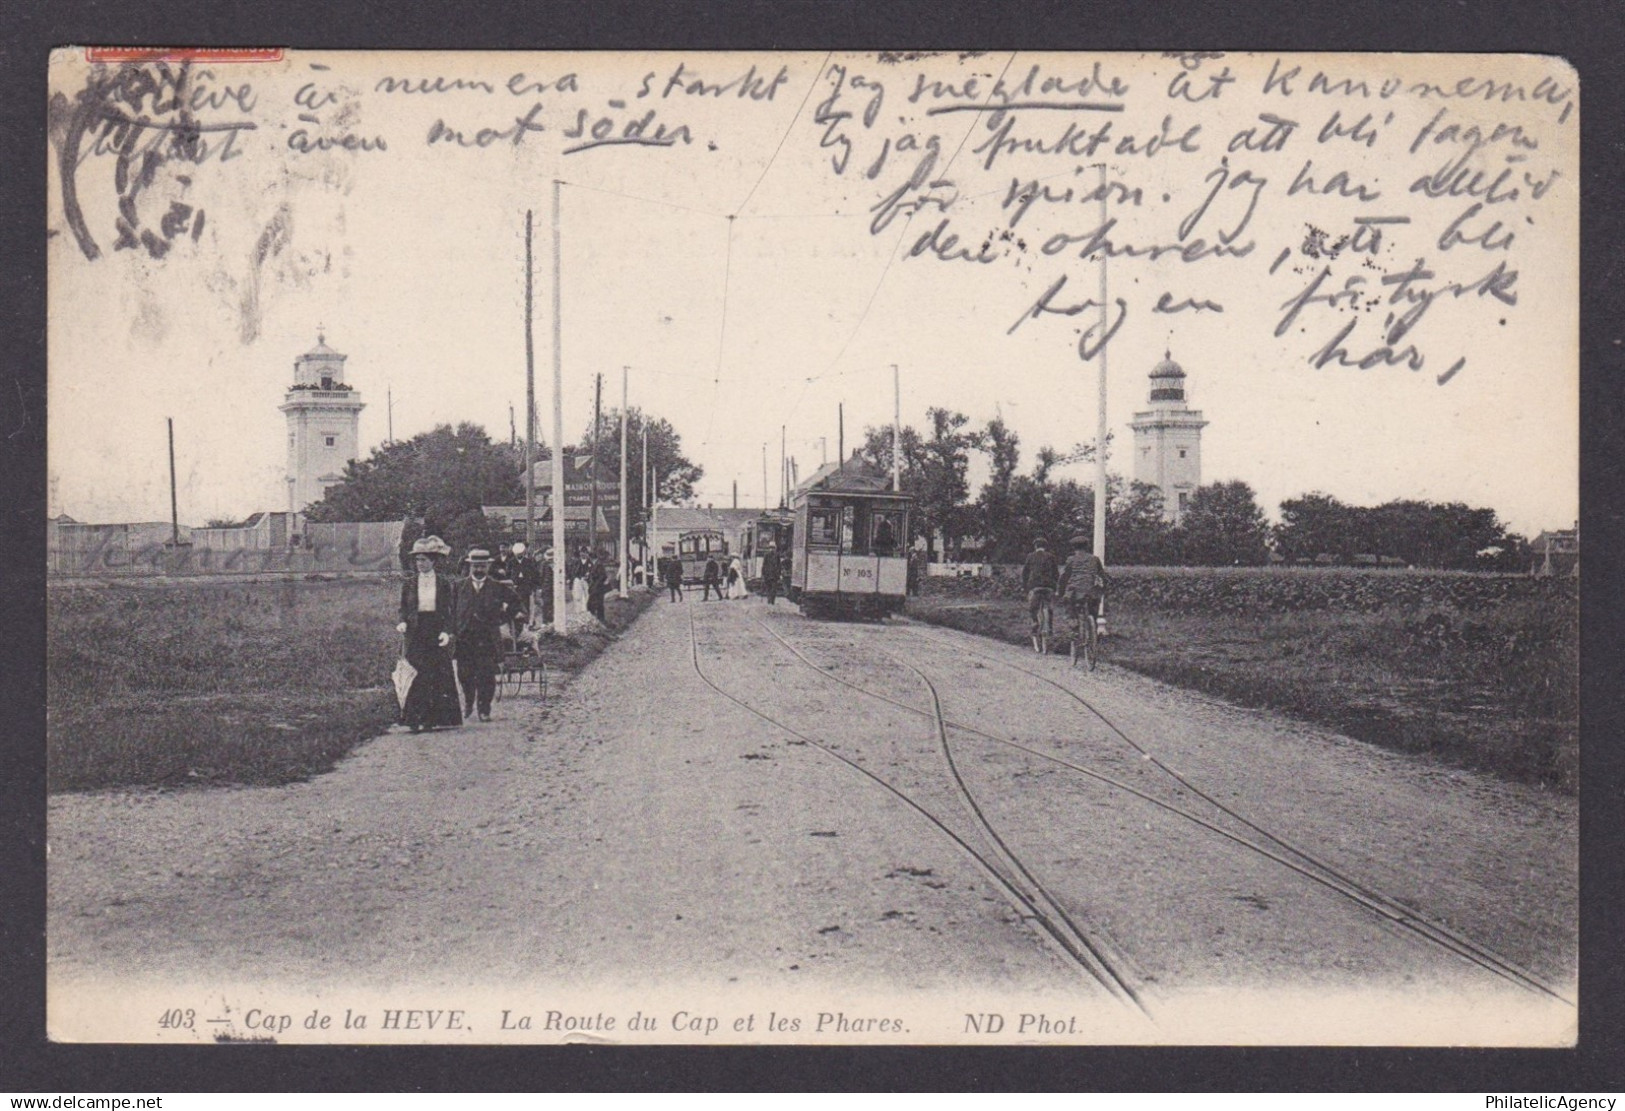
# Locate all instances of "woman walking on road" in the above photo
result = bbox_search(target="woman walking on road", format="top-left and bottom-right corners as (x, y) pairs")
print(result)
(396, 535), (463, 732)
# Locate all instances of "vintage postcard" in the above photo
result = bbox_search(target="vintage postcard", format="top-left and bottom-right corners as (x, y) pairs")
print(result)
(45, 50), (1578, 1045)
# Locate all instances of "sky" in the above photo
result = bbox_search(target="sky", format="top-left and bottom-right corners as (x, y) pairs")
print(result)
(47, 50), (1578, 536)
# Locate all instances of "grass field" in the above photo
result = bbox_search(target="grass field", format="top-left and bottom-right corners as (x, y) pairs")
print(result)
(909, 567), (1579, 793)
(47, 576), (653, 793)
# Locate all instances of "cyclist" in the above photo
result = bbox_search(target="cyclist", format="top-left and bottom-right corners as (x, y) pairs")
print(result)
(1057, 533), (1109, 667)
(1021, 537), (1061, 652)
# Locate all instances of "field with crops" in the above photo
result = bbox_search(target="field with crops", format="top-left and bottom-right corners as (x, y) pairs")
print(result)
(47, 576), (651, 793)
(910, 566), (1579, 792)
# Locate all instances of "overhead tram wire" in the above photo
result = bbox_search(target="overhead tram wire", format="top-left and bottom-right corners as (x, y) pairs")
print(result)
(555, 179), (730, 220)
(698, 215), (737, 451)
(696, 56), (830, 454)
(773, 52), (1021, 434)
(732, 51), (833, 220)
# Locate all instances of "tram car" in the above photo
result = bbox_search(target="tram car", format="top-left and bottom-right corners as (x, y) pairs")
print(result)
(787, 462), (911, 618)
(735, 511), (794, 582)
(667, 528), (728, 585)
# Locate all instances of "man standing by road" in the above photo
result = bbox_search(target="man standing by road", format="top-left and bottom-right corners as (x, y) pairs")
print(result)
(662, 554), (684, 602)
(760, 544), (782, 605)
(586, 550), (609, 624)
(1021, 537), (1061, 648)
(453, 548), (518, 722)
(702, 553), (725, 601)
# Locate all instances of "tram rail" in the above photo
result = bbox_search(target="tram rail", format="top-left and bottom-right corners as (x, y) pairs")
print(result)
(686, 607), (1150, 1015)
(751, 615), (1572, 1007)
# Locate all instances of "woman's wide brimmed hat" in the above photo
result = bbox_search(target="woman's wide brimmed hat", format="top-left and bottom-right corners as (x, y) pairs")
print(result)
(410, 535), (452, 558)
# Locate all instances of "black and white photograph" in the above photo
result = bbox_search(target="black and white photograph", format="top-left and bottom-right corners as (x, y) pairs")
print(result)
(44, 49), (1579, 1046)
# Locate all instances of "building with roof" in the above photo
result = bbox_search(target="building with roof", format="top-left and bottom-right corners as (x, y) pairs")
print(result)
(280, 333), (365, 514)
(1128, 350), (1208, 523)
(1530, 524), (1578, 577)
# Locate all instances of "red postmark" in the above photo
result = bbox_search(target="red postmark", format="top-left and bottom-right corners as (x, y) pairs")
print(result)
(85, 46), (283, 64)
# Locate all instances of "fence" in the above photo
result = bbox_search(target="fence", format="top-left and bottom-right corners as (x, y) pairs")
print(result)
(48, 520), (404, 577)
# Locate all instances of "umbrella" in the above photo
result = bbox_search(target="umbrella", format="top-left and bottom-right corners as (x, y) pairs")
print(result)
(392, 657), (417, 709)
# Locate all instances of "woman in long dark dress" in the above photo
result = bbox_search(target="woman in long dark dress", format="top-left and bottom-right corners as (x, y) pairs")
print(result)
(397, 536), (463, 731)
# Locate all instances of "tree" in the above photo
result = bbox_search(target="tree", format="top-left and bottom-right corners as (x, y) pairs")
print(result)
(973, 416), (1024, 560)
(860, 410), (981, 559)
(915, 408), (984, 559)
(1107, 480), (1175, 565)
(858, 422), (925, 491)
(1275, 492), (1354, 562)
(575, 407), (704, 513)
(303, 422), (523, 555)
(1177, 480), (1271, 565)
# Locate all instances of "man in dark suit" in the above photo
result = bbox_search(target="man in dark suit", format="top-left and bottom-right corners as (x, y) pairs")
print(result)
(760, 544), (782, 605)
(453, 548), (518, 721)
(702, 554), (724, 601)
(662, 555), (684, 602)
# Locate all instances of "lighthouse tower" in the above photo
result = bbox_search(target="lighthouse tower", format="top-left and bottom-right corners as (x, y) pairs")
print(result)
(279, 333), (364, 515)
(1128, 350), (1207, 523)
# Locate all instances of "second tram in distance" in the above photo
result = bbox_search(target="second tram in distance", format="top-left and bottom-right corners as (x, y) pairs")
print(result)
(735, 510), (794, 584)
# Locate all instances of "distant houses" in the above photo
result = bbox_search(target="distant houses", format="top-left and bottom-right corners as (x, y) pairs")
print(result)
(1530, 525), (1579, 577)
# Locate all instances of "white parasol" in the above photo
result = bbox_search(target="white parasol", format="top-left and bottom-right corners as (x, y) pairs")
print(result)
(391, 657), (417, 709)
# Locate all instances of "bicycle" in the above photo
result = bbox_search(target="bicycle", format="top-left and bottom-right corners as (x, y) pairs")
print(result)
(1028, 587), (1055, 655)
(1067, 596), (1100, 671)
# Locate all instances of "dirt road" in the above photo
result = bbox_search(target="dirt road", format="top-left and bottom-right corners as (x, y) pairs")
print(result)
(47, 595), (1577, 1044)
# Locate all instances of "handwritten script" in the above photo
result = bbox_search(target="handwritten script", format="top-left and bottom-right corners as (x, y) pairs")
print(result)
(48, 50), (1576, 387)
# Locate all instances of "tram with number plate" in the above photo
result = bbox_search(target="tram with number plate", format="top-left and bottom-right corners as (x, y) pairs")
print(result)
(787, 463), (911, 618)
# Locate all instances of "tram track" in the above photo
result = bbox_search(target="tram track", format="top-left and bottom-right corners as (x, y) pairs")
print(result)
(752, 614), (1572, 1006)
(686, 607), (1151, 1015)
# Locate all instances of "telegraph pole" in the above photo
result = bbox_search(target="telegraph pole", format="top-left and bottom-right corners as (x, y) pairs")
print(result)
(619, 366), (629, 599)
(524, 210), (536, 551)
(838, 403), (844, 470)
(1094, 164), (1110, 637)
(892, 363), (901, 492)
(641, 419), (650, 573)
(550, 181), (567, 636)
(590, 371), (602, 558)
(167, 417), (179, 546)
(779, 426), (787, 508)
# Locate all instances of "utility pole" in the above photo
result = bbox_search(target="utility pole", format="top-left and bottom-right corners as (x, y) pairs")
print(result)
(619, 366), (628, 599)
(590, 371), (603, 558)
(167, 417), (179, 546)
(892, 363), (901, 492)
(732, 479), (737, 509)
(779, 425), (787, 509)
(762, 444), (768, 510)
(525, 209), (536, 552)
(641, 419), (650, 574)
(1094, 164), (1110, 638)
(838, 403), (844, 470)
(550, 181), (567, 636)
